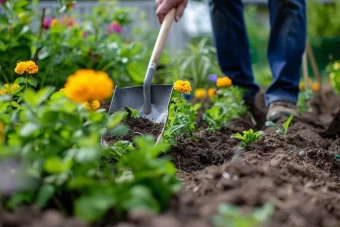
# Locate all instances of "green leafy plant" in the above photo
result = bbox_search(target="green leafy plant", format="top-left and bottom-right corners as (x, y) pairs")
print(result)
(265, 114), (294, 137)
(231, 129), (263, 149)
(172, 38), (222, 89)
(0, 87), (181, 223)
(212, 203), (275, 227)
(0, 0), (161, 89)
(327, 60), (340, 94)
(297, 89), (313, 114)
(203, 86), (248, 132)
(163, 92), (201, 145)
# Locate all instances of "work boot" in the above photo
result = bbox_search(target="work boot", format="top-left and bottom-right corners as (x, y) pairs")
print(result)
(244, 98), (267, 129)
(266, 101), (298, 122)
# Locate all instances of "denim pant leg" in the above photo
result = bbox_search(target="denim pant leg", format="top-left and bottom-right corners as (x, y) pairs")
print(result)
(208, 0), (260, 100)
(265, 0), (306, 107)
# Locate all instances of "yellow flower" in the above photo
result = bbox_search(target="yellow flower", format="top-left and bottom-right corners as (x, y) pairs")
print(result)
(208, 88), (216, 97)
(173, 80), (191, 94)
(64, 69), (114, 103)
(14, 60), (39, 75)
(59, 88), (65, 92)
(10, 84), (20, 92)
(334, 62), (340, 71)
(312, 82), (320, 92)
(83, 100), (101, 111)
(216, 76), (232, 88)
(299, 81), (304, 90)
(51, 19), (59, 28)
(0, 122), (4, 143)
(194, 88), (206, 99)
(0, 88), (8, 95)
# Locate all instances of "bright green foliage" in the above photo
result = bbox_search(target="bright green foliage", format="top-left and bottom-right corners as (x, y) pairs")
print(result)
(231, 129), (263, 149)
(0, 88), (181, 223)
(265, 114), (294, 137)
(327, 60), (340, 94)
(0, 0), (161, 88)
(203, 86), (248, 132)
(163, 92), (201, 145)
(297, 90), (313, 114)
(212, 203), (275, 227)
(172, 38), (222, 89)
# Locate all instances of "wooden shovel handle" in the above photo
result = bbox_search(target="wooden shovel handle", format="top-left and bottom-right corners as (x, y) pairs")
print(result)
(149, 8), (176, 67)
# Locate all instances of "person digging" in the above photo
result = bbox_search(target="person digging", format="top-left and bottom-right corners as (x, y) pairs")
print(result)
(155, 0), (306, 123)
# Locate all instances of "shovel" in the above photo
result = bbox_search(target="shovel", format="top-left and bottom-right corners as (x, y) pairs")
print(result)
(102, 8), (176, 145)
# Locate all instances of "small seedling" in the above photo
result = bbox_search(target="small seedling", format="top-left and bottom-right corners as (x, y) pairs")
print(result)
(125, 107), (140, 118)
(265, 114), (294, 137)
(231, 129), (263, 149)
(212, 202), (275, 227)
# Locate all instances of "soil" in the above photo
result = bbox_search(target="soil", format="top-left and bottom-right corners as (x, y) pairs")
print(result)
(2, 87), (340, 227)
(102, 117), (164, 145)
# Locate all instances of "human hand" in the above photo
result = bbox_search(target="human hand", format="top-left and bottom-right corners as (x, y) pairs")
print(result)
(156, 0), (188, 23)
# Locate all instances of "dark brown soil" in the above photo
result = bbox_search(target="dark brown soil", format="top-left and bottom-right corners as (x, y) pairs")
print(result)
(103, 117), (164, 145)
(2, 87), (340, 227)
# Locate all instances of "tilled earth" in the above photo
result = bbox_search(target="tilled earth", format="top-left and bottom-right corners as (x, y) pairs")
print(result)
(2, 88), (340, 227)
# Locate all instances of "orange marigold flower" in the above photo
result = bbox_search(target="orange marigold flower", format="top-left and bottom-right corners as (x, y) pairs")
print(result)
(208, 88), (216, 97)
(174, 80), (191, 94)
(194, 88), (206, 99)
(0, 88), (8, 95)
(216, 76), (232, 88)
(10, 84), (20, 92)
(312, 82), (320, 92)
(14, 60), (39, 75)
(64, 69), (114, 103)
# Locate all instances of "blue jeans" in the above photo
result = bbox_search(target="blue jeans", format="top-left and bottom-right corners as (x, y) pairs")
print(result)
(208, 0), (306, 107)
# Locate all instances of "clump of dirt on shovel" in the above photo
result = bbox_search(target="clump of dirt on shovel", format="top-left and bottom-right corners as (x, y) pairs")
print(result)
(103, 107), (164, 145)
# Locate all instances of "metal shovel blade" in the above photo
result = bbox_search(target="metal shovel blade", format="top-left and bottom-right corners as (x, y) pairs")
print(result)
(108, 84), (173, 123)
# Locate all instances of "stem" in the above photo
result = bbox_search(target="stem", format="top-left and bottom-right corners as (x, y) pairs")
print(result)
(33, 8), (46, 63)
(52, 196), (67, 214)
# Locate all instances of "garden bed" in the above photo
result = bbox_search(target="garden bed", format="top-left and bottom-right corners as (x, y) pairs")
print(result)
(2, 88), (340, 227)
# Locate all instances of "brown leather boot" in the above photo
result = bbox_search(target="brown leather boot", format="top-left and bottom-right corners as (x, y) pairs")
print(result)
(266, 101), (299, 122)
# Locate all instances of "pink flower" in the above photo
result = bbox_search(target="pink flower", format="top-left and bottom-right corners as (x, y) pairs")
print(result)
(60, 17), (74, 27)
(82, 32), (87, 38)
(0, 0), (6, 4)
(43, 18), (52, 30)
(107, 21), (122, 34)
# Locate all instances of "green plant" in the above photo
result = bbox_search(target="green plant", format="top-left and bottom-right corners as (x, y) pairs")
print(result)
(297, 89), (313, 114)
(0, 87), (181, 223)
(307, 0), (340, 37)
(203, 86), (248, 132)
(327, 60), (340, 94)
(0, 0), (159, 89)
(231, 129), (263, 149)
(212, 203), (275, 227)
(163, 92), (201, 145)
(265, 114), (294, 137)
(173, 38), (222, 89)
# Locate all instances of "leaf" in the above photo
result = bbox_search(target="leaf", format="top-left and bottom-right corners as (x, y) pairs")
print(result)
(36, 184), (55, 208)
(35, 86), (55, 105)
(126, 61), (145, 84)
(44, 157), (72, 174)
(27, 77), (37, 87)
(75, 195), (115, 222)
(74, 148), (100, 163)
(20, 122), (40, 137)
(107, 111), (128, 128)
(283, 114), (294, 135)
(123, 185), (160, 214)
(265, 121), (277, 127)
(11, 101), (21, 108)
(14, 77), (27, 84)
(108, 124), (129, 136)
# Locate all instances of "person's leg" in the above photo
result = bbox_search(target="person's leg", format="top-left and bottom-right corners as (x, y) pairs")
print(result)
(266, 0), (306, 109)
(208, 0), (260, 101)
